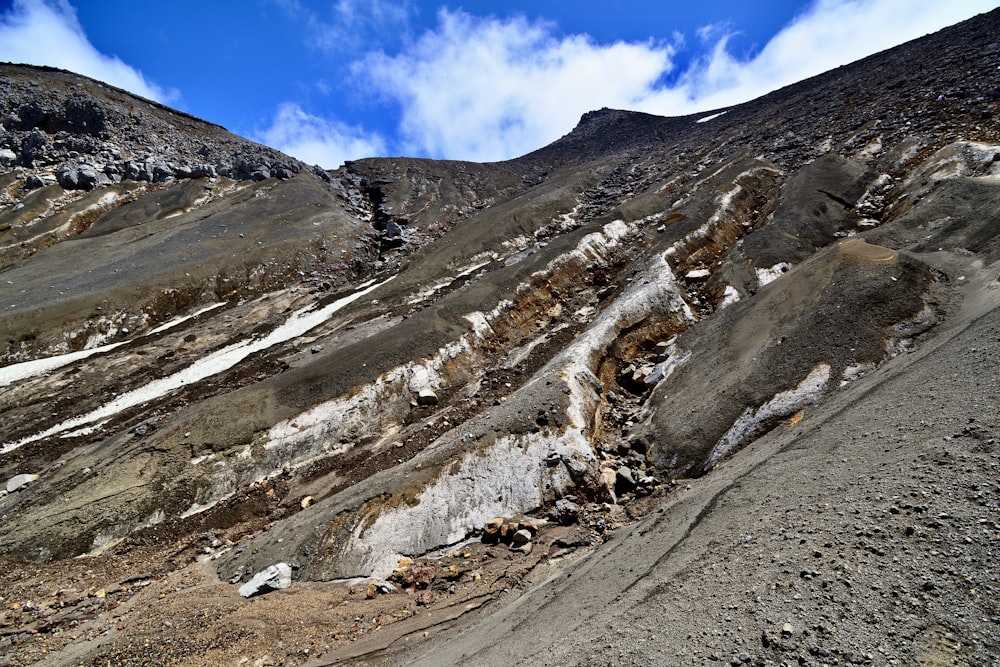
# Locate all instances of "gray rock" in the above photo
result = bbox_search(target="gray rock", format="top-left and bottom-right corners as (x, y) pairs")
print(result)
(238, 562), (293, 597)
(615, 466), (637, 494)
(191, 163), (217, 178)
(374, 581), (396, 594)
(6, 473), (40, 493)
(24, 174), (55, 190)
(551, 498), (581, 525)
(77, 164), (99, 189)
(512, 529), (532, 544)
(56, 163), (79, 189)
(124, 159), (153, 182)
(20, 129), (49, 165)
(151, 159), (174, 182)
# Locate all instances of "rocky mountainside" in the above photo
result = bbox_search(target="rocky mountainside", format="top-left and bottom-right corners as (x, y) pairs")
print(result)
(1, 9), (999, 667)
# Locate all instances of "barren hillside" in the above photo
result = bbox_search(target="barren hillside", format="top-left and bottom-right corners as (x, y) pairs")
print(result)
(0, 8), (998, 667)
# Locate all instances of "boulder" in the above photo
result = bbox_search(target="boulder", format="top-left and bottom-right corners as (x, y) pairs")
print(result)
(417, 388), (439, 406)
(56, 163), (79, 189)
(615, 466), (637, 495)
(191, 163), (217, 178)
(19, 129), (49, 165)
(550, 498), (581, 525)
(237, 562), (293, 598)
(6, 473), (40, 493)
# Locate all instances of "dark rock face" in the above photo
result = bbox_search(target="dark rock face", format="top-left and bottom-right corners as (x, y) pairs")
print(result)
(0, 65), (303, 187)
(0, 9), (999, 666)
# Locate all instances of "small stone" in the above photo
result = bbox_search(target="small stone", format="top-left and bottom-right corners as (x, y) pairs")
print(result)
(417, 388), (439, 406)
(551, 498), (581, 525)
(300, 496), (314, 509)
(781, 622), (794, 636)
(512, 529), (532, 545)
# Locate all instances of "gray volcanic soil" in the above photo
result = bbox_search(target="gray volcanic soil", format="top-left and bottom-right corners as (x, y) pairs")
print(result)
(0, 8), (998, 667)
(389, 279), (1000, 667)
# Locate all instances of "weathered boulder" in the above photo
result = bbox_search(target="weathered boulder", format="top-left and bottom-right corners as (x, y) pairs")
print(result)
(237, 562), (293, 598)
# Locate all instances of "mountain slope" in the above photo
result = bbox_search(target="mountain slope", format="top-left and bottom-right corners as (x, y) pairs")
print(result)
(0, 8), (998, 666)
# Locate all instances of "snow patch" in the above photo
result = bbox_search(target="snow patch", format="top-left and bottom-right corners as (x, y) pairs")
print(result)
(643, 345), (691, 388)
(1, 278), (391, 454)
(707, 363), (831, 466)
(756, 262), (792, 287)
(720, 285), (741, 308)
(696, 111), (728, 124)
(344, 427), (595, 578)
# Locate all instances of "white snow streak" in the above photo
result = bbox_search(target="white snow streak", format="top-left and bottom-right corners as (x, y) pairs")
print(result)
(695, 111), (728, 123)
(0, 303), (226, 388)
(1, 279), (390, 454)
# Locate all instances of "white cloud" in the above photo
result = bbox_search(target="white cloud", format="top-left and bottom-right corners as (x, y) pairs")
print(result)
(640, 0), (1000, 113)
(306, 0), (414, 53)
(257, 103), (386, 169)
(356, 0), (997, 162)
(361, 10), (678, 161)
(0, 0), (176, 103)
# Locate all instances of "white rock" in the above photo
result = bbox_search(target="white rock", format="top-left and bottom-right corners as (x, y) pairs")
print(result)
(238, 562), (293, 598)
(6, 474), (40, 493)
(685, 268), (711, 281)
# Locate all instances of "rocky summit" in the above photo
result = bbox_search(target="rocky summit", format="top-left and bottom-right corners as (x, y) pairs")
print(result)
(1, 9), (999, 667)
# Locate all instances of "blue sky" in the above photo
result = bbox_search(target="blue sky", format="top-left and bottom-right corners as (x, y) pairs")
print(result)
(0, 0), (996, 167)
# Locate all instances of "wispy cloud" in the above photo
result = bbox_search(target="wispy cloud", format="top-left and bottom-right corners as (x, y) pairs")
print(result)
(289, 0), (416, 53)
(355, 0), (997, 161)
(0, 0), (177, 103)
(256, 102), (386, 169)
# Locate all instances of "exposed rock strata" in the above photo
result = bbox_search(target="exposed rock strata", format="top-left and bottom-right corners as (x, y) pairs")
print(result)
(0, 8), (999, 666)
